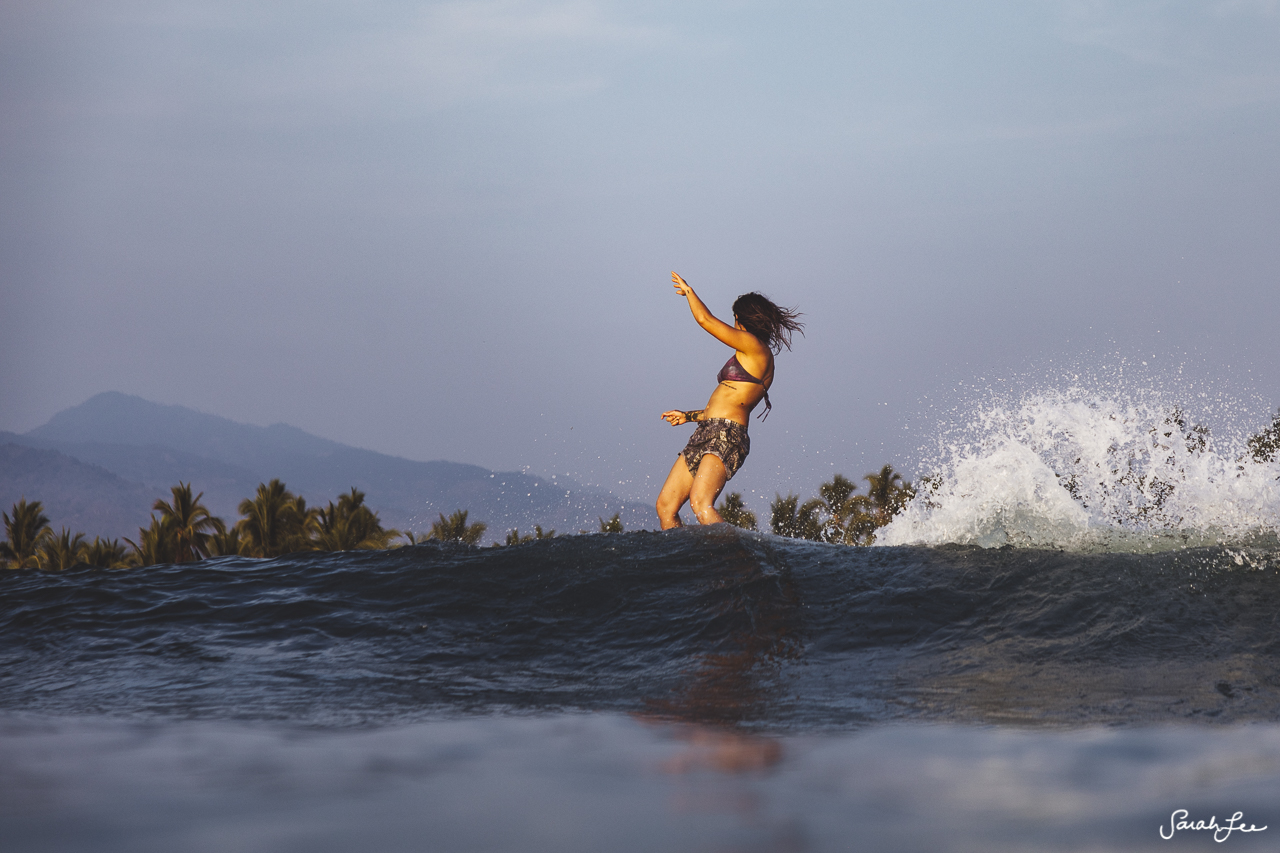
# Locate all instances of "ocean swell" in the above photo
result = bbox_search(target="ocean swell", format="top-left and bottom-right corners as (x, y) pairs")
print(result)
(4, 526), (1280, 727)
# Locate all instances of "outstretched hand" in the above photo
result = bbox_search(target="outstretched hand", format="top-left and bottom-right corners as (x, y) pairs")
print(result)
(671, 271), (693, 297)
(661, 410), (690, 426)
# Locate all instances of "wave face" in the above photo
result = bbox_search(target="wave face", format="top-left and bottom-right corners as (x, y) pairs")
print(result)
(4, 526), (1280, 728)
(880, 389), (1280, 550)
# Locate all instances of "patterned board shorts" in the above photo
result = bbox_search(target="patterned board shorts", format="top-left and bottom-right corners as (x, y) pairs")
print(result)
(680, 418), (750, 480)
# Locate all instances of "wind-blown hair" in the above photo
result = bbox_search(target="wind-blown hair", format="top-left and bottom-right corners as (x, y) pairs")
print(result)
(732, 292), (804, 354)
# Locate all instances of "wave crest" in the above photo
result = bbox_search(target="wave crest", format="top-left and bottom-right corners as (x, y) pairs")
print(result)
(879, 389), (1280, 550)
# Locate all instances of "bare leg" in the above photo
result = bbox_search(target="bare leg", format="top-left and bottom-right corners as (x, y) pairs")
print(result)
(656, 456), (694, 529)
(688, 454), (728, 525)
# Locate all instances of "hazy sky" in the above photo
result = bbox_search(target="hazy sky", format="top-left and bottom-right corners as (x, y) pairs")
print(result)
(3, 0), (1279, 512)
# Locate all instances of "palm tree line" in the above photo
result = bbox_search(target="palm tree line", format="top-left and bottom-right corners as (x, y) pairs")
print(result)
(1, 475), (650, 569)
(0, 480), (395, 569)
(714, 464), (915, 544)
(3, 463), (918, 569)
(2, 479), (539, 570)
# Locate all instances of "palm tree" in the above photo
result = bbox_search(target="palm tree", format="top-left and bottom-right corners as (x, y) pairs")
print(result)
(207, 526), (249, 557)
(770, 493), (799, 537)
(818, 474), (859, 510)
(809, 473), (882, 544)
(716, 492), (757, 531)
(83, 537), (130, 569)
(429, 510), (487, 545)
(1247, 408), (1280, 463)
(289, 494), (321, 552)
(152, 482), (225, 562)
(38, 528), (87, 571)
(813, 474), (860, 543)
(599, 513), (624, 534)
(238, 479), (304, 557)
(126, 514), (178, 566)
(503, 524), (556, 544)
(864, 465), (914, 527)
(504, 528), (534, 546)
(2, 499), (52, 569)
(769, 493), (824, 540)
(315, 488), (398, 551)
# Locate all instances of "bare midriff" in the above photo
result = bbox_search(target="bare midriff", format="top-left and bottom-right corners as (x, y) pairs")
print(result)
(702, 372), (772, 426)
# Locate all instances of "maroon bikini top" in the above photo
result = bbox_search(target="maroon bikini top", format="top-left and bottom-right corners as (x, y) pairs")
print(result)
(717, 354), (772, 420)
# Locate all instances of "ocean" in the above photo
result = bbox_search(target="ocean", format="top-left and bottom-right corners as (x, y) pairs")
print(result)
(4, 389), (1280, 851)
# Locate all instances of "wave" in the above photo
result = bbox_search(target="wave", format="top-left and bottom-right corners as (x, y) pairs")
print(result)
(879, 388), (1280, 550)
(3, 526), (1280, 726)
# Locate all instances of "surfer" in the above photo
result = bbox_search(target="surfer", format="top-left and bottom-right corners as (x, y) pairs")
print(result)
(657, 272), (803, 529)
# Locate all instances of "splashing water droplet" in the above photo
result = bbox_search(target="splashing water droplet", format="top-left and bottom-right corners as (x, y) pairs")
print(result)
(879, 388), (1280, 552)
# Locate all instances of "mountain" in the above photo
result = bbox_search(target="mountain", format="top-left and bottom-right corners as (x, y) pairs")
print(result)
(28, 393), (344, 470)
(3, 393), (651, 541)
(0, 442), (155, 538)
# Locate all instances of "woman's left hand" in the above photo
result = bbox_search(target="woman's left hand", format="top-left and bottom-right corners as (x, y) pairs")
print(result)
(661, 410), (689, 426)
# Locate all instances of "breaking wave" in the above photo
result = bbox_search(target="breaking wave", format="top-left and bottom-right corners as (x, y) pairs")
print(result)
(879, 388), (1280, 551)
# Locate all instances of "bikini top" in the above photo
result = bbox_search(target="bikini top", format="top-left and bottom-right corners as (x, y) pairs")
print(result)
(717, 354), (772, 420)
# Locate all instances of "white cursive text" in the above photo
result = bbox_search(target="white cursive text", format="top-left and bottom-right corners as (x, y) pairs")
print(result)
(1160, 810), (1267, 842)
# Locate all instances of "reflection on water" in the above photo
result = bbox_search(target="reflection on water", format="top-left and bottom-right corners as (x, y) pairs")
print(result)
(636, 532), (800, 781)
(644, 532), (803, 727)
(659, 724), (784, 774)
(6, 714), (1280, 852)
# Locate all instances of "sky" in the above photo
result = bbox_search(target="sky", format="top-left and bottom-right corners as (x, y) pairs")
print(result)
(3, 0), (1279, 516)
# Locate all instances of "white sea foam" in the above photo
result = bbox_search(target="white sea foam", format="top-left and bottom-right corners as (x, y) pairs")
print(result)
(878, 388), (1280, 551)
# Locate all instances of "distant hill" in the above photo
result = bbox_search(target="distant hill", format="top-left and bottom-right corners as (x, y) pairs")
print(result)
(2, 393), (651, 541)
(0, 443), (155, 538)
(28, 392), (344, 470)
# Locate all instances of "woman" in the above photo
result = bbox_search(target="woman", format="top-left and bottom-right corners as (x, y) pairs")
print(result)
(657, 272), (803, 529)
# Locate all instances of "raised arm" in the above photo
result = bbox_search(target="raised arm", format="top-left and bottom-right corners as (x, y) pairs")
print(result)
(671, 272), (768, 354)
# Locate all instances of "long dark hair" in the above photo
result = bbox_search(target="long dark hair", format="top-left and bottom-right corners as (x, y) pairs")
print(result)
(732, 292), (804, 354)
